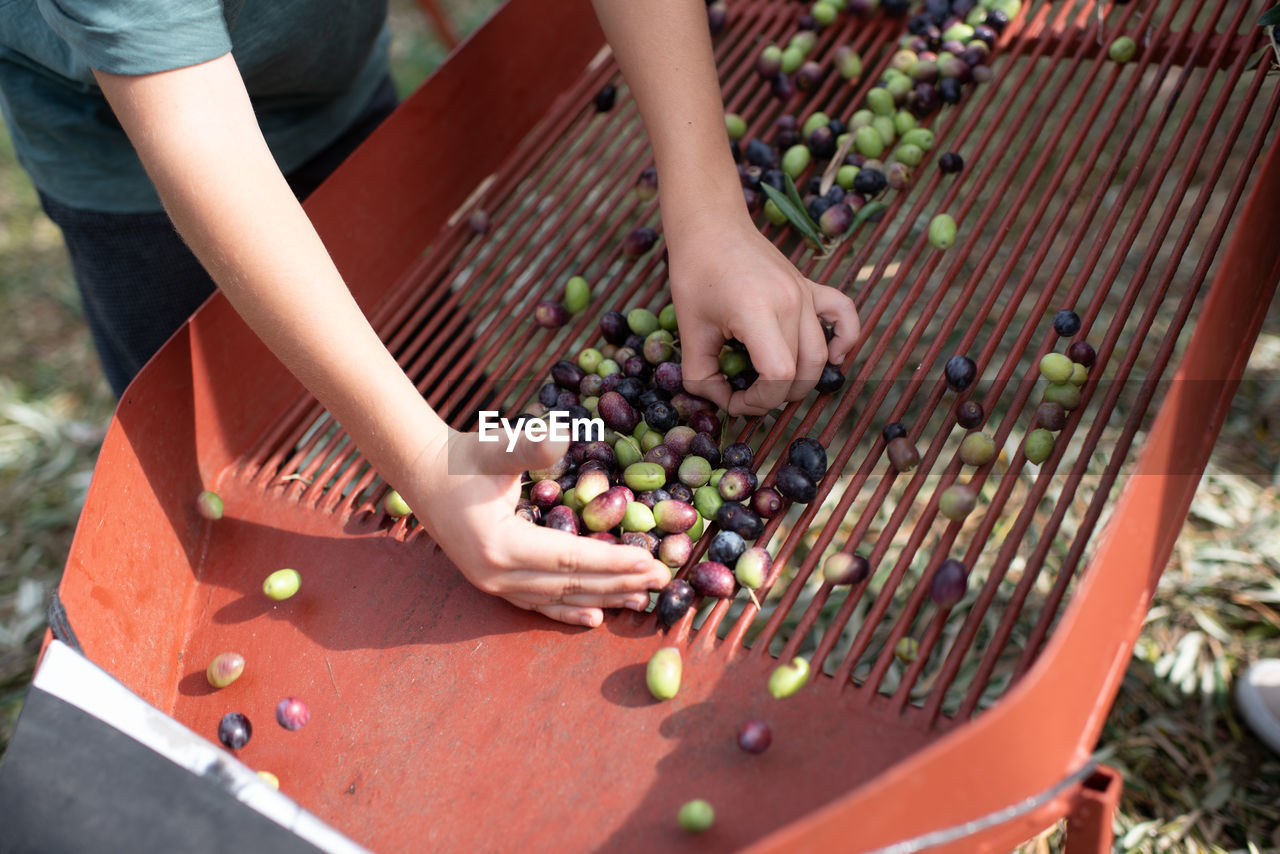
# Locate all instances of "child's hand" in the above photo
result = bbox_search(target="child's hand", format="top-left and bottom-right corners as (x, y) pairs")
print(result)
(666, 213), (861, 416)
(401, 430), (672, 628)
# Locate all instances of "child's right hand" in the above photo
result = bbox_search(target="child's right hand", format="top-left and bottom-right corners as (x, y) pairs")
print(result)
(399, 429), (672, 628)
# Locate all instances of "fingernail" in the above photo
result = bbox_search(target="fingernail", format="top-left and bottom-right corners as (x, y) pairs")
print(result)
(581, 613), (598, 627)
(627, 597), (648, 612)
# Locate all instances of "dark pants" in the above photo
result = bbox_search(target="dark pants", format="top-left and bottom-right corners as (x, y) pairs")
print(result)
(39, 76), (399, 398)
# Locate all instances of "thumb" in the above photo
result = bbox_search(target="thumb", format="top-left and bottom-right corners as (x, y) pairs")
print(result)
(468, 428), (569, 476)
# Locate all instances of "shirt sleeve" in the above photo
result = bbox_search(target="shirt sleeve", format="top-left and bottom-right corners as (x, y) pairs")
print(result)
(35, 0), (232, 76)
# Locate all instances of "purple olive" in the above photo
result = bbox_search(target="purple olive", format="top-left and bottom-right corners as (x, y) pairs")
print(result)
(659, 533), (693, 568)
(643, 331), (676, 365)
(721, 442), (753, 469)
(1036, 400), (1068, 432)
(751, 487), (783, 518)
(530, 479), (561, 508)
(818, 202), (853, 238)
(637, 488), (670, 509)
(745, 138), (779, 169)
(635, 166), (659, 201)
(538, 383), (560, 408)
(621, 530), (660, 555)
(944, 355), (977, 391)
(716, 502), (765, 540)
(718, 467), (758, 502)
(771, 73), (795, 101)
(955, 399), (984, 429)
(615, 376), (646, 406)
(708, 530), (747, 566)
(535, 301), (569, 329)
(796, 60), (824, 91)
(582, 487), (629, 532)
(587, 531), (619, 544)
(774, 464), (817, 503)
(787, 437), (828, 482)
(551, 360), (586, 390)
(643, 444), (681, 482)
(823, 552), (871, 585)
(938, 483), (978, 520)
(689, 433), (722, 467)
(883, 421), (908, 442)
(688, 410), (720, 437)
(544, 504), (581, 535)
(816, 363), (845, 394)
(690, 561), (736, 598)
(276, 697), (310, 731)
(663, 425), (696, 457)
(1053, 309), (1082, 337)
(653, 499), (698, 534)
(738, 720), (773, 754)
(757, 45), (783, 78)
(654, 361), (684, 393)
(668, 483), (694, 504)
(468, 209), (490, 235)
(594, 84), (617, 112)
(555, 390), (579, 411)
(930, 558), (968, 607)
(218, 712), (252, 750)
(1067, 340), (1097, 368)
(644, 401), (678, 432)
(671, 392), (714, 421)
(624, 355), (651, 380)
(706, 0), (727, 33)
(598, 391), (640, 434)
(514, 501), (539, 525)
(657, 579), (696, 627)
(600, 311), (630, 345)
(623, 227), (659, 260)
(887, 437), (921, 472)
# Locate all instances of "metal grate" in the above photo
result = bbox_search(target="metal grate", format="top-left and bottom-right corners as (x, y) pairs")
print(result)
(237, 0), (1278, 728)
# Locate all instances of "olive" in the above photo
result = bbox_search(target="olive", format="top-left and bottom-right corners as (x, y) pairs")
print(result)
(912, 82), (940, 116)
(538, 383), (560, 408)
(807, 195), (835, 223)
(955, 399), (984, 428)
(834, 45), (863, 79)
(929, 213), (957, 249)
(634, 167), (658, 202)
(708, 530), (747, 566)
(653, 499), (698, 534)
(718, 467), (758, 502)
(1067, 340), (1097, 368)
(959, 431), (996, 466)
(637, 488), (670, 509)
(597, 391), (639, 434)
(656, 579), (696, 626)
(737, 719), (773, 754)
(690, 561), (736, 598)
(647, 647), (682, 700)
(986, 9), (1009, 33)
(621, 530), (660, 555)
(853, 167), (887, 195)
(887, 436), (921, 472)
(808, 124), (837, 159)
(1109, 36), (1136, 63)
(644, 401), (678, 433)
(900, 127), (935, 149)
(653, 361), (683, 393)
(854, 126), (885, 159)
(1069, 363), (1089, 386)
(658, 303), (679, 331)
(593, 84), (616, 112)
(938, 77), (963, 104)
(196, 489), (224, 520)
(663, 425), (696, 457)
(730, 368), (758, 392)
(1039, 353), (1073, 383)
(669, 483), (695, 504)
(895, 636), (920, 663)
(758, 44), (783, 78)
(760, 168), (786, 193)
(751, 486), (784, 518)
(643, 331), (675, 365)
(944, 354), (977, 391)
(206, 652), (245, 689)
(659, 533), (693, 568)
(725, 113), (747, 141)
(276, 697), (310, 731)
(882, 421), (908, 442)
(582, 487), (629, 531)
(1024, 428), (1055, 464)
(734, 547), (771, 592)
(768, 657), (811, 699)
(787, 437), (828, 482)
(819, 203), (853, 238)
(836, 164), (859, 190)
(771, 73), (796, 101)
(1053, 309), (1081, 337)
(774, 463), (818, 503)
(467, 209), (490, 235)
(551, 359), (586, 390)
(939, 151), (964, 173)
(623, 227), (659, 259)
(1043, 382), (1083, 410)
(693, 484), (724, 520)
(688, 433), (721, 468)
(1036, 400), (1068, 431)
(678, 455), (713, 488)
(745, 138), (780, 169)
(579, 373), (604, 398)
(643, 445), (680, 482)
(678, 799), (715, 833)
(600, 310), (630, 345)
(623, 462), (666, 493)
(218, 712), (252, 750)
(529, 479), (561, 509)
(929, 558), (968, 607)
(689, 409), (720, 436)
(706, 0), (727, 33)
(938, 483), (978, 520)
(555, 390), (579, 411)
(823, 552), (871, 585)
(263, 568), (301, 601)
(795, 59), (823, 91)
(588, 531), (619, 544)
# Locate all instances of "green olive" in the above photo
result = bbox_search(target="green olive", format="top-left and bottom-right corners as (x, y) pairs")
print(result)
(812, 0), (838, 26)
(959, 432), (996, 467)
(693, 484), (723, 520)
(900, 127), (935, 150)
(781, 45), (806, 75)
(1043, 382), (1083, 410)
(801, 111), (830, 139)
(854, 125), (885, 159)
(866, 87), (895, 116)
(263, 568), (301, 601)
(658, 304), (679, 331)
(847, 108), (874, 131)
(872, 115), (897, 147)
(622, 502), (657, 533)
(893, 110), (918, 136)
(768, 656), (811, 699)
(614, 436), (643, 467)
(895, 143), (924, 167)
(1069, 363), (1088, 386)
(677, 799), (715, 833)
(196, 490), (224, 520)
(929, 213), (957, 250)
(1024, 428), (1055, 464)
(627, 307), (660, 336)
(647, 647), (682, 700)
(1109, 36), (1136, 63)
(577, 347), (603, 374)
(782, 144), (812, 179)
(564, 276), (591, 313)
(836, 165), (859, 189)
(764, 199), (788, 225)
(383, 490), (412, 518)
(724, 113), (747, 141)
(1039, 353), (1073, 384)
(624, 462), (667, 493)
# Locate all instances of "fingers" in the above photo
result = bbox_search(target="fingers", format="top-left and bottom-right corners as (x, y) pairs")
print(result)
(678, 324), (734, 411)
(533, 604), (605, 628)
(727, 321), (798, 416)
(787, 309), (829, 402)
(471, 431), (567, 476)
(810, 283), (861, 364)
(490, 523), (670, 600)
(562, 592), (652, 611)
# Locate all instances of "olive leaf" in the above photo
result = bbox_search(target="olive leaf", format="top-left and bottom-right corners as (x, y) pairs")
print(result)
(759, 182), (825, 246)
(783, 173), (817, 228)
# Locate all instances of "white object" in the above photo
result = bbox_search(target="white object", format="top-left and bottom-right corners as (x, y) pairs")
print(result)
(1236, 658), (1280, 755)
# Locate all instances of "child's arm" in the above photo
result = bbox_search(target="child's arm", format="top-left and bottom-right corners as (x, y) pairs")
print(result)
(93, 55), (670, 628)
(590, 0), (861, 416)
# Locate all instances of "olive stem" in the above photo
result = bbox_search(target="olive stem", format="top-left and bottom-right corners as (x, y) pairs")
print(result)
(748, 589), (761, 610)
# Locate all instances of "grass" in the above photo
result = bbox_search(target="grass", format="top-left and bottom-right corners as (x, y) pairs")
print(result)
(0, 2), (1277, 851)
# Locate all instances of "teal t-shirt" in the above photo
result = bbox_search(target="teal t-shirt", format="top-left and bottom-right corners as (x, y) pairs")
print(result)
(0, 0), (391, 212)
